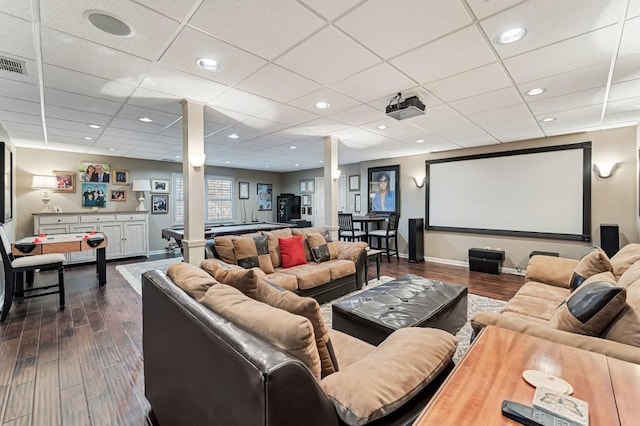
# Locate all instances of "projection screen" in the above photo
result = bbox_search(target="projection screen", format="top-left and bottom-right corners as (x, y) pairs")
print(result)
(425, 142), (591, 241)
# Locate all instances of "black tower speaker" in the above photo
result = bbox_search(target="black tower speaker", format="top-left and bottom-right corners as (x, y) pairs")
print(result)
(600, 224), (619, 258)
(408, 218), (425, 263)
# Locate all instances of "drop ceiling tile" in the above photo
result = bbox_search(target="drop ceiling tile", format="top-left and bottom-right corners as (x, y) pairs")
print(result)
(483, 0), (621, 59)
(127, 88), (184, 115)
(102, 126), (153, 142)
(333, 127), (389, 145)
(329, 104), (385, 126)
(0, 96), (41, 115)
(40, 0), (179, 60)
(481, 116), (540, 134)
(299, 0), (361, 20)
(503, 26), (618, 83)
(46, 118), (104, 134)
(0, 78), (39, 102)
(0, 14), (35, 59)
(239, 117), (288, 135)
(450, 87), (523, 115)
(336, 0), (471, 59)
(3, 121), (44, 134)
(603, 110), (640, 126)
(629, 0), (640, 18)
(0, 1), (33, 20)
(425, 62), (510, 102)
(44, 88), (123, 116)
(276, 27), (380, 85)
(0, 110), (41, 126)
(132, 0), (197, 21)
(528, 87), (605, 114)
(45, 141), (90, 152)
(619, 15), (640, 57)
(203, 121), (230, 136)
(466, 0), (522, 19)
(606, 96), (640, 115)
(5, 130), (45, 146)
(288, 88), (360, 115)
(160, 124), (183, 138)
(189, 0), (324, 60)
(390, 26), (496, 85)
(537, 104), (602, 123)
(213, 124), (265, 141)
(518, 61), (610, 99)
(149, 134), (182, 145)
(109, 117), (166, 134)
(40, 28), (151, 86)
(208, 88), (281, 117)
(370, 122), (433, 142)
(492, 127), (545, 143)
(161, 26), (267, 86)
(204, 106), (250, 126)
(468, 103), (533, 126)
(331, 63), (416, 103)
(236, 64), (320, 103)
(614, 54), (640, 85)
(117, 104), (181, 126)
(140, 63), (228, 103)
(410, 104), (461, 128)
(283, 118), (349, 138)
(43, 64), (137, 102)
(46, 126), (97, 141)
(541, 115), (603, 135)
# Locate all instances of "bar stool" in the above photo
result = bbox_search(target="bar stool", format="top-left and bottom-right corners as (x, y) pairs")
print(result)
(368, 212), (400, 263)
(338, 213), (367, 242)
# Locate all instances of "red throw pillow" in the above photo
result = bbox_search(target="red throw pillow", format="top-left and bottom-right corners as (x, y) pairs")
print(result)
(279, 235), (307, 268)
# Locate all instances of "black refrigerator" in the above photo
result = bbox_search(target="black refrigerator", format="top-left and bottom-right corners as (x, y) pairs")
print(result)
(277, 194), (301, 223)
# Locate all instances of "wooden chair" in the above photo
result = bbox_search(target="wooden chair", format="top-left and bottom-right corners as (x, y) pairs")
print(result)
(338, 213), (367, 242)
(368, 212), (400, 263)
(0, 225), (66, 321)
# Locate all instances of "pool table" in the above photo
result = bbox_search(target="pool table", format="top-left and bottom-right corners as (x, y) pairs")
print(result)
(162, 222), (295, 246)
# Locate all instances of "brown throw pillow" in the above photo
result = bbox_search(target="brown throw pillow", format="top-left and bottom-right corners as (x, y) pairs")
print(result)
(569, 247), (613, 291)
(167, 262), (218, 301)
(232, 235), (275, 274)
(610, 243), (640, 279)
(550, 272), (626, 336)
(213, 267), (265, 300)
(307, 232), (338, 263)
(201, 258), (244, 277)
(257, 279), (338, 378)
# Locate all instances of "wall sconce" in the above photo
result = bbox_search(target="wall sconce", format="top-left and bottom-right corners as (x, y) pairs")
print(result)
(593, 162), (619, 179)
(188, 153), (206, 170)
(132, 179), (151, 211)
(331, 169), (342, 180)
(413, 176), (426, 188)
(32, 175), (58, 212)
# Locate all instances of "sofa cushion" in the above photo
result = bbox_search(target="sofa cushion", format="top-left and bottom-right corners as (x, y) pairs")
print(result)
(263, 271), (299, 291)
(201, 258), (244, 277)
(212, 266), (264, 299)
(256, 279), (338, 378)
(610, 243), (640, 280)
(569, 247), (613, 291)
(328, 330), (375, 369)
(211, 236), (237, 264)
(200, 284), (321, 379)
(279, 263), (332, 291)
(322, 259), (357, 281)
(307, 232), (338, 263)
(262, 228), (294, 268)
(525, 256), (578, 289)
(167, 262), (219, 301)
(550, 272), (626, 336)
(279, 235), (307, 268)
(233, 235), (275, 274)
(603, 264), (640, 347)
(321, 328), (456, 425)
(501, 293), (563, 322)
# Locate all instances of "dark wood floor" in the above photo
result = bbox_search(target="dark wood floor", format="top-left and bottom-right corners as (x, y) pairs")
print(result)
(0, 255), (524, 425)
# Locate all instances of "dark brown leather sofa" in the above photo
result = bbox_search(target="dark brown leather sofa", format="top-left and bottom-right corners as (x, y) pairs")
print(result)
(142, 270), (453, 425)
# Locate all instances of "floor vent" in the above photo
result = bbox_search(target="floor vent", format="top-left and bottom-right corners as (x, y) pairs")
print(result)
(0, 56), (27, 75)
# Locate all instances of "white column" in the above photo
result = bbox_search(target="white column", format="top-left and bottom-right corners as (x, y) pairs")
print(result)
(181, 99), (206, 266)
(323, 136), (340, 240)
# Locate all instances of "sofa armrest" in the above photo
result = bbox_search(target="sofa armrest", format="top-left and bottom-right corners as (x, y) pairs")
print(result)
(321, 328), (456, 425)
(471, 311), (640, 364)
(525, 255), (579, 288)
(335, 241), (367, 262)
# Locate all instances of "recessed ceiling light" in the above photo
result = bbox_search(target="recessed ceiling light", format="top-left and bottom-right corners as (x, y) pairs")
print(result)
(197, 58), (223, 72)
(319, 160), (324, 163)
(416, 139), (425, 143)
(175, 155), (182, 158)
(289, 146), (297, 149)
(525, 88), (546, 96)
(83, 136), (93, 140)
(107, 147), (116, 151)
(138, 117), (153, 123)
(224, 161), (231, 164)
(227, 133), (239, 139)
(315, 102), (330, 109)
(87, 12), (132, 37)
(294, 163), (299, 167)
(540, 117), (557, 122)
(88, 124), (102, 129)
(265, 165), (270, 168)
(496, 27), (527, 44)
(377, 125), (388, 130)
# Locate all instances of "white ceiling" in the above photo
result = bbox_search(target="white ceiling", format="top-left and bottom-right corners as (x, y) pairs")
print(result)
(1, 0), (639, 172)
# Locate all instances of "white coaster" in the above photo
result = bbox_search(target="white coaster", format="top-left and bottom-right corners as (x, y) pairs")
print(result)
(522, 370), (574, 395)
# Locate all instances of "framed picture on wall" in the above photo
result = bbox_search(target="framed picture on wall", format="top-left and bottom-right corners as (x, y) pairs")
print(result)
(355, 193), (361, 213)
(79, 162), (110, 183)
(151, 179), (170, 193)
(349, 174), (360, 191)
(152, 194), (168, 214)
(302, 194), (311, 206)
(81, 183), (107, 208)
(239, 181), (249, 199)
(257, 183), (272, 211)
(368, 164), (400, 214)
(300, 179), (314, 193)
(53, 170), (76, 193)
(109, 189), (126, 202)
(112, 169), (129, 185)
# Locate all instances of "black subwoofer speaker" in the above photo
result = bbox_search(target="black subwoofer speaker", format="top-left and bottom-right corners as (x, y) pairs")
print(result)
(600, 224), (619, 258)
(408, 218), (424, 263)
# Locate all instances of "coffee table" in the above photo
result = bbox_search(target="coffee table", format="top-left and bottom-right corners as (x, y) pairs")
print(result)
(414, 326), (637, 425)
(332, 274), (467, 346)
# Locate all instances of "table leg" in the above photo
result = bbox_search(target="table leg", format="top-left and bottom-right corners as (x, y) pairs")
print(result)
(97, 247), (106, 285)
(376, 253), (381, 280)
(364, 255), (369, 286)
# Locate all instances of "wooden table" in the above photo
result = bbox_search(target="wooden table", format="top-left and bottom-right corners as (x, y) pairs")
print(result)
(352, 216), (386, 235)
(12, 232), (108, 285)
(414, 326), (640, 425)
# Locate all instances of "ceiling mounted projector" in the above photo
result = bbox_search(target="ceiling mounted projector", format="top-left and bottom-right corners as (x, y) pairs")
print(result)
(385, 93), (426, 120)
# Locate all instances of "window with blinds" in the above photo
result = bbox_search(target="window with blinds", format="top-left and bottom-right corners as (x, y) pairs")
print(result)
(172, 173), (233, 225)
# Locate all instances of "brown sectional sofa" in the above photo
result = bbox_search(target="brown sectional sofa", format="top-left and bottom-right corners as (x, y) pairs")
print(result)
(142, 262), (458, 425)
(204, 226), (368, 304)
(472, 243), (640, 364)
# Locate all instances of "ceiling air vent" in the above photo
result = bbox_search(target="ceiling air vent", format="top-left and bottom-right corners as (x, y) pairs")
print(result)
(0, 56), (27, 75)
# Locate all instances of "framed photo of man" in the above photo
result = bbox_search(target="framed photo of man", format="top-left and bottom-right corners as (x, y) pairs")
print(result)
(79, 162), (110, 183)
(152, 194), (168, 214)
(257, 183), (272, 211)
(151, 179), (169, 193)
(368, 165), (400, 214)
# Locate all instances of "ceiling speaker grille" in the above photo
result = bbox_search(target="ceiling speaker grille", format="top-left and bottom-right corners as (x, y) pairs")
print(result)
(0, 56), (26, 75)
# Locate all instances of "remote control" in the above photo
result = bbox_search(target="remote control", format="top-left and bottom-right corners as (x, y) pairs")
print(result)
(502, 400), (574, 426)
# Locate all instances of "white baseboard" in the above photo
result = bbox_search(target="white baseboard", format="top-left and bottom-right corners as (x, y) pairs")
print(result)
(424, 256), (526, 276)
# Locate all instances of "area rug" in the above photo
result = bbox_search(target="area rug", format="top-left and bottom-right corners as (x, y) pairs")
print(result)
(116, 258), (505, 363)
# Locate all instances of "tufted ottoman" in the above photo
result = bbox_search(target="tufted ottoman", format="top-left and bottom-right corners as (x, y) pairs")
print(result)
(332, 274), (468, 346)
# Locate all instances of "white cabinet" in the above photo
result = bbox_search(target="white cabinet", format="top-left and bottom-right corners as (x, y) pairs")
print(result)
(33, 211), (149, 263)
